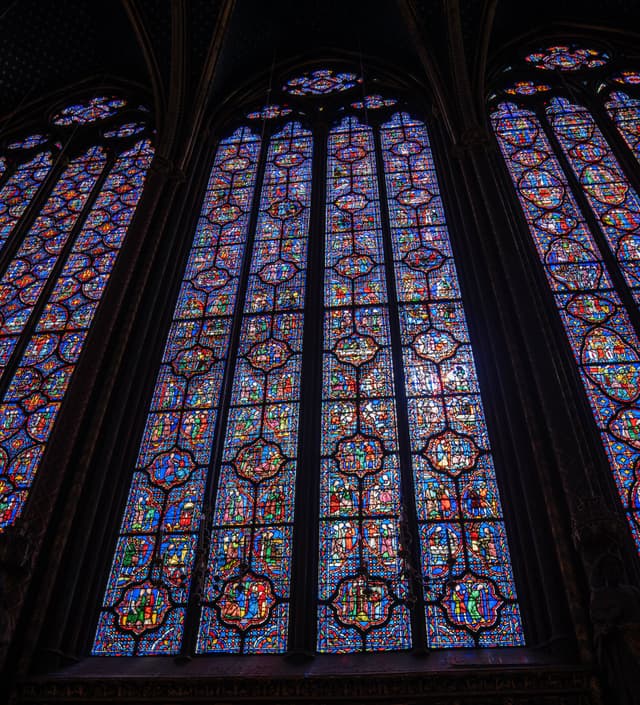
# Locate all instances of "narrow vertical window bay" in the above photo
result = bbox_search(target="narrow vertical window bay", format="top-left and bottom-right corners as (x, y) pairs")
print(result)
(197, 122), (312, 653)
(93, 128), (260, 655)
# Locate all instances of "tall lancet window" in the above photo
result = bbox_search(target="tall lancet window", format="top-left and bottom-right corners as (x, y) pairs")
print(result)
(491, 44), (640, 551)
(94, 68), (523, 656)
(0, 96), (154, 532)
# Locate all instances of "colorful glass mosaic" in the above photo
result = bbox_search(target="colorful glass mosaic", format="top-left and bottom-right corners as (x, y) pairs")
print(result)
(606, 91), (640, 164)
(613, 72), (640, 86)
(351, 95), (397, 110)
(93, 128), (261, 655)
(7, 134), (48, 150)
(0, 151), (52, 255)
(381, 112), (523, 647)
(104, 123), (146, 139)
(492, 100), (640, 552)
(547, 96), (640, 305)
(0, 140), (153, 532)
(525, 45), (609, 72)
(246, 105), (293, 121)
(503, 81), (551, 96)
(0, 147), (106, 378)
(197, 122), (313, 653)
(317, 116), (411, 653)
(53, 96), (127, 126)
(284, 70), (361, 96)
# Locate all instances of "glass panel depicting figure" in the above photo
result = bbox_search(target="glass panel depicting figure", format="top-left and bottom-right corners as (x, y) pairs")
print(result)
(0, 140), (153, 531)
(317, 116), (411, 653)
(93, 128), (261, 655)
(0, 147), (106, 376)
(197, 122), (312, 653)
(381, 112), (523, 647)
(547, 96), (640, 305)
(605, 91), (640, 165)
(0, 144), (52, 252)
(492, 101), (640, 551)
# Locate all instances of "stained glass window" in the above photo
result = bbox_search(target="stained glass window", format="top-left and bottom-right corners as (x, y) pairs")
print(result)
(612, 71), (640, 86)
(104, 123), (147, 139)
(605, 91), (640, 163)
(7, 134), (48, 149)
(0, 148), (52, 254)
(351, 95), (398, 110)
(196, 121), (312, 653)
(53, 96), (128, 126)
(284, 70), (362, 96)
(381, 113), (523, 647)
(318, 116), (411, 652)
(94, 127), (261, 655)
(97, 72), (524, 656)
(491, 47), (640, 556)
(504, 81), (551, 96)
(0, 98), (154, 532)
(546, 96), (640, 303)
(246, 105), (292, 120)
(525, 45), (609, 71)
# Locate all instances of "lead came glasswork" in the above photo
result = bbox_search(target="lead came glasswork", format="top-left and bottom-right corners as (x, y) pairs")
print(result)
(503, 81), (551, 96)
(197, 122), (312, 653)
(381, 112), (523, 647)
(606, 91), (640, 163)
(547, 97), (640, 305)
(53, 96), (127, 126)
(351, 95), (397, 110)
(0, 140), (153, 531)
(284, 69), (361, 96)
(0, 147), (106, 377)
(93, 128), (260, 654)
(317, 116), (411, 653)
(492, 101), (640, 551)
(0, 151), (53, 254)
(524, 45), (609, 72)
(612, 72), (640, 86)
(246, 105), (293, 121)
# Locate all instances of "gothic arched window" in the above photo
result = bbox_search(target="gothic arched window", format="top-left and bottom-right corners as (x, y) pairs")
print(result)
(491, 44), (640, 550)
(0, 95), (154, 531)
(94, 68), (524, 656)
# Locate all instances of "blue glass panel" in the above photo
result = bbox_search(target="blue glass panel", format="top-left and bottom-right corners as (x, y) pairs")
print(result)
(493, 101), (640, 552)
(197, 122), (312, 653)
(93, 128), (261, 654)
(0, 147), (106, 378)
(0, 140), (153, 531)
(381, 112), (523, 647)
(317, 116), (411, 653)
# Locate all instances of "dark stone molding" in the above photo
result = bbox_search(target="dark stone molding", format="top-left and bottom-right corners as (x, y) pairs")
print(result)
(16, 666), (598, 704)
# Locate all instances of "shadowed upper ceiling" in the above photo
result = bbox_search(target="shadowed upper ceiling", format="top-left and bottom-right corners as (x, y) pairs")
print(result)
(0, 0), (638, 127)
(0, 0), (147, 119)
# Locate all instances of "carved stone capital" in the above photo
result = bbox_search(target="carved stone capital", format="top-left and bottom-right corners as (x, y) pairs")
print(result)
(0, 525), (36, 660)
(0, 524), (36, 574)
(148, 154), (186, 182)
(571, 495), (628, 585)
(453, 124), (494, 155)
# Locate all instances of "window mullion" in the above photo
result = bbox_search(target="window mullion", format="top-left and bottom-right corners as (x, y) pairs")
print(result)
(371, 124), (428, 652)
(287, 119), (328, 656)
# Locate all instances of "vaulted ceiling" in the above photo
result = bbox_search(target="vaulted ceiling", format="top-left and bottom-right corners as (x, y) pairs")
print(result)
(0, 0), (638, 123)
